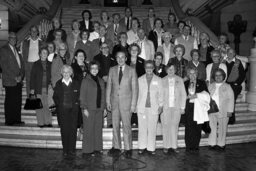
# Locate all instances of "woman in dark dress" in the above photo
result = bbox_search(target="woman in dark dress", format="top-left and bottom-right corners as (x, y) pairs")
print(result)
(53, 65), (80, 158)
(184, 67), (209, 152)
(71, 49), (88, 130)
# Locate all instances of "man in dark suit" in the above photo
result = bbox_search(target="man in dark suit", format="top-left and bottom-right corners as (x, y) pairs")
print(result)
(79, 10), (94, 32)
(106, 13), (126, 44)
(0, 32), (25, 126)
(119, 7), (133, 30)
(106, 50), (138, 158)
(142, 7), (155, 36)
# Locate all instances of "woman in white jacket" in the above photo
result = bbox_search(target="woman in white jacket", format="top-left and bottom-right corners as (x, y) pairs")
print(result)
(137, 60), (163, 155)
(208, 68), (234, 151)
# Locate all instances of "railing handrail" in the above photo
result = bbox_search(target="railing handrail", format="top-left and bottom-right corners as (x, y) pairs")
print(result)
(16, 0), (62, 46)
(170, 0), (219, 47)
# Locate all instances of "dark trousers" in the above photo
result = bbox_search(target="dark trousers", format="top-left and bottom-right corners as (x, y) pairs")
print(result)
(185, 104), (202, 149)
(59, 107), (78, 154)
(82, 109), (103, 153)
(4, 83), (22, 124)
(131, 113), (138, 125)
(228, 84), (242, 124)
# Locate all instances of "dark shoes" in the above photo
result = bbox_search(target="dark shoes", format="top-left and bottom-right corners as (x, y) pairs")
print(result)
(107, 124), (113, 128)
(163, 148), (179, 155)
(108, 147), (121, 156)
(38, 124), (53, 128)
(124, 150), (132, 158)
(138, 148), (147, 155)
(209, 145), (225, 151)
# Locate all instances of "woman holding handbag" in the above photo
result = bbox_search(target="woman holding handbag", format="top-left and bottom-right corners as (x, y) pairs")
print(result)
(30, 47), (52, 128)
(208, 68), (234, 151)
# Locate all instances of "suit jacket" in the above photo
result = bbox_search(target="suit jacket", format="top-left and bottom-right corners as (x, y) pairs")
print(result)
(46, 29), (67, 42)
(71, 62), (88, 84)
(198, 44), (214, 66)
(30, 60), (51, 94)
(80, 74), (106, 110)
(208, 82), (234, 118)
(92, 38), (114, 55)
(142, 18), (154, 36)
(93, 53), (117, 78)
(106, 23), (127, 43)
(137, 74), (163, 114)
(53, 79), (80, 118)
(79, 20), (94, 32)
(153, 64), (167, 78)
(21, 38), (44, 63)
(106, 64), (138, 110)
(162, 75), (187, 110)
(51, 54), (71, 87)
(126, 56), (145, 77)
(119, 17), (132, 30)
(148, 30), (163, 51)
(74, 40), (97, 62)
(135, 39), (155, 60)
(0, 44), (25, 86)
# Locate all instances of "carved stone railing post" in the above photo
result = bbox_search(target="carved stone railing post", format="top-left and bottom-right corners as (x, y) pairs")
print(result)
(246, 38), (256, 111)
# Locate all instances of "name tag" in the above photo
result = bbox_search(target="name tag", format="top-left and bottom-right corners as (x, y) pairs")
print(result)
(74, 90), (78, 92)
(152, 81), (158, 85)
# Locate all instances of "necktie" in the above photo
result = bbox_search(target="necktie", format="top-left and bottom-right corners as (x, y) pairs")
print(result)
(127, 18), (130, 30)
(12, 46), (21, 68)
(119, 66), (123, 84)
(114, 24), (118, 36)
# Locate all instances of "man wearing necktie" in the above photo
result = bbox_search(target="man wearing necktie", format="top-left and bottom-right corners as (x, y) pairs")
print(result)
(120, 7), (133, 31)
(0, 32), (25, 126)
(106, 50), (138, 158)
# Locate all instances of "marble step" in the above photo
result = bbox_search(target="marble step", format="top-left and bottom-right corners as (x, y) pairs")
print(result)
(0, 110), (254, 126)
(0, 119), (255, 137)
(0, 129), (255, 149)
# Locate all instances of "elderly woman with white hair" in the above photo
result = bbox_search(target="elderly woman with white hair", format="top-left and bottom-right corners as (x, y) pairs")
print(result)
(53, 65), (80, 158)
(157, 32), (175, 65)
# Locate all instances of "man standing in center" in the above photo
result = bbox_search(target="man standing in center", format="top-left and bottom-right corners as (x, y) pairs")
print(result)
(106, 50), (138, 158)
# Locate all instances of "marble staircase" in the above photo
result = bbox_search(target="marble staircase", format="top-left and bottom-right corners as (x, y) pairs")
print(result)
(0, 85), (256, 149)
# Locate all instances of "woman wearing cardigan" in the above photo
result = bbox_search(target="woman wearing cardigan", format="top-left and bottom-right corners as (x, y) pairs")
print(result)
(30, 47), (52, 128)
(53, 65), (80, 158)
(208, 68), (234, 151)
(137, 60), (163, 155)
(161, 63), (186, 154)
(187, 49), (206, 81)
(80, 61), (105, 157)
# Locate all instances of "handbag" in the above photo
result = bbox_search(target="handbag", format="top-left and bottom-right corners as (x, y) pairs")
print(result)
(208, 98), (219, 114)
(24, 94), (43, 110)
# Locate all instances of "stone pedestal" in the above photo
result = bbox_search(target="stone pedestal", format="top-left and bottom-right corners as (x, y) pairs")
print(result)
(246, 40), (256, 111)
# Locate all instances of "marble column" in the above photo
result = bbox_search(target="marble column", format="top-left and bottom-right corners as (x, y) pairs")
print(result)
(246, 38), (256, 111)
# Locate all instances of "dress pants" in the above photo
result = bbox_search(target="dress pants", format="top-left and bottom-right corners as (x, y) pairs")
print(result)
(228, 84), (242, 124)
(25, 62), (33, 97)
(138, 108), (158, 151)
(82, 109), (103, 153)
(208, 113), (229, 146)
(35, 88), (52, 126)
(4, 83), (22, 124)
(112, 105), (132, 150)
(185, 103), (202, 149)
(59, 107), (78, 154)
(161, 108), (181, 149)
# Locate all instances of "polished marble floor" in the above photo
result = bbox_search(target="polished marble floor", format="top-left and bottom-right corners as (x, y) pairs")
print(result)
(0, 142), (256, 171)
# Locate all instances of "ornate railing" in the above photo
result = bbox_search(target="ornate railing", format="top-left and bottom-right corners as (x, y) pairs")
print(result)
(16, 0), (62, 46)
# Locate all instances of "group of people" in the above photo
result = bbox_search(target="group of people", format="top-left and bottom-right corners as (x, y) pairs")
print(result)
(0, 6), (246, 159)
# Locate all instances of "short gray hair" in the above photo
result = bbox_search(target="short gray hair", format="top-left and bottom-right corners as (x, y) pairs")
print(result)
(60, 65), (73, 77)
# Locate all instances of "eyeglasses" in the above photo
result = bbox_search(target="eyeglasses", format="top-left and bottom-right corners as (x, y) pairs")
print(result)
(215, 74), (223, 77)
